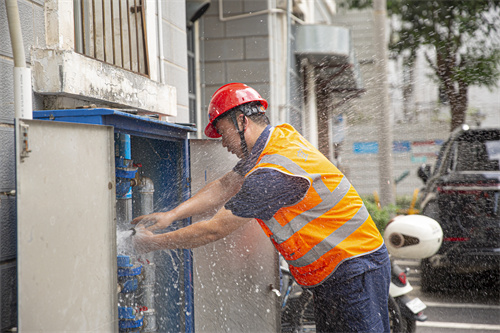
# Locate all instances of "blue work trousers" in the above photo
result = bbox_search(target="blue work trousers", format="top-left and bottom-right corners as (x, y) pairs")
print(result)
(310, 246), (391, 333)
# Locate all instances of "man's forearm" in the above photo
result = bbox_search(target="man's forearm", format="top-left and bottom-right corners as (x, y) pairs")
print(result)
(169, 171), (243, 221)
(150, 208), (251, 250)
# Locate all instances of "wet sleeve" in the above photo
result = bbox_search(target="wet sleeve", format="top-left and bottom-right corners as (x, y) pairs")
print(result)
(224, 168), (310, 220)
(232, 158), (246, 176)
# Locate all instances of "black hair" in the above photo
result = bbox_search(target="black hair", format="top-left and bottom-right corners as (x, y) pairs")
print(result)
(214, 102), (270, 127)
(212, 101), (269, 158)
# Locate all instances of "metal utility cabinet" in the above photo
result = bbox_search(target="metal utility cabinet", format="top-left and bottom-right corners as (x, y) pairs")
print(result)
(17, 109), (194, 332)
(17, 120), (118, 331)
(16, 108), (280, 332)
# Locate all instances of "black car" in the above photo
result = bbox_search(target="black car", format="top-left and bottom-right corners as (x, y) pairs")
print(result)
(417, 126), (500, 292)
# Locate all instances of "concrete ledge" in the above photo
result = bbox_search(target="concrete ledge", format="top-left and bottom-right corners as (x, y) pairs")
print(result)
(31, 49), (177, 116)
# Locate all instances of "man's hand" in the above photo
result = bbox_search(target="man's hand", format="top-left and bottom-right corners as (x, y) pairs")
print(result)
(132, 225), (158, 254)
(131, 211), (176, 232)
(131, 171), (244, 233)
(131, 208), (253, 252)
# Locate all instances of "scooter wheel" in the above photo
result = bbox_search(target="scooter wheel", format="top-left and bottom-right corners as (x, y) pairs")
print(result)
(403, 317), (417, 333)
(388, 295), (404, 333)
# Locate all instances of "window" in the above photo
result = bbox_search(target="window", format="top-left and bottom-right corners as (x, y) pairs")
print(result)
(73, 0), (149, 76)
(456, 140), (500, 171)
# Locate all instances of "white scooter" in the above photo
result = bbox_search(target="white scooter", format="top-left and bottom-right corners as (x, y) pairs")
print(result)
(280, 214), (443, 333)
(384, 214), (443, 333)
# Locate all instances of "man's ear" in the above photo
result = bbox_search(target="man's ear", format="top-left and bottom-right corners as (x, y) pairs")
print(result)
(238, 114), (248, 130)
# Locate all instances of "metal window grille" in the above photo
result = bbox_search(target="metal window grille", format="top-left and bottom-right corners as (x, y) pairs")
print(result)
(74, 0), (149, 76)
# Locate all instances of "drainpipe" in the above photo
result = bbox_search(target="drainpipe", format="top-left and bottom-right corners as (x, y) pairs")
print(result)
(6, 0), (33, 120)
(285, 0), (291, 124)
(218, 0), (304, 24)
(157, 0), (165, 84)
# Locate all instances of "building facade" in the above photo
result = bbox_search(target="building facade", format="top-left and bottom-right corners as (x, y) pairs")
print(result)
(4, 0), (496, 329)
(1, 0), (361, 330)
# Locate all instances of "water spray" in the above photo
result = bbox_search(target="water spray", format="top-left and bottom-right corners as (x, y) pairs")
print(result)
(128, 227), (137, 237)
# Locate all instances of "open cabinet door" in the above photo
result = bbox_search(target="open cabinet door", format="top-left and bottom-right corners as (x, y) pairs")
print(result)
(189, 139), (281, 332)
(16, 120), (117, 331)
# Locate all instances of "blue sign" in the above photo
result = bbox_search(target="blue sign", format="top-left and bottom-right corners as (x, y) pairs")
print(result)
(353, 142), (379, 154)
(393, 141), (411, 153)
(353, 140), (412, 154)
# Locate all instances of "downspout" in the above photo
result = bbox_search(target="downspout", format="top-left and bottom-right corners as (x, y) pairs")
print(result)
(218, 0), (304, 24)
(267, 0), (277, 126)
(157, 0), (165, 84)
(285, 0), (291, 124)
(194, 23), (203, 139)
(6, 0), (33, 120)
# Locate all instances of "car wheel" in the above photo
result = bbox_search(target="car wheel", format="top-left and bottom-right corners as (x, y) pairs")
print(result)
(421, 258), (450, 292)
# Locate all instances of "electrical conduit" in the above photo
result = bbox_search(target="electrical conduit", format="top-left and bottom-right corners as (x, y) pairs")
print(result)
(5, 0), (33, 120)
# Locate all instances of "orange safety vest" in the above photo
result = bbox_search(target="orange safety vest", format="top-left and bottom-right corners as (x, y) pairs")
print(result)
(246, 124), (384, 287)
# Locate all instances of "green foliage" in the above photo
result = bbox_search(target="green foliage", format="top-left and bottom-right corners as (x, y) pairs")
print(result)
(387, 0), (500, 87)
(362, 195), (421, 234)
(339, 0), (500, 131)
(363, 197), (398, 235)
(398, 194), (421, 209)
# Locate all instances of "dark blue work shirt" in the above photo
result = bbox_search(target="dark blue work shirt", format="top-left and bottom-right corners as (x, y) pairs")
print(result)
(225, 125), (310, 220)
(225, 125), (390, 291)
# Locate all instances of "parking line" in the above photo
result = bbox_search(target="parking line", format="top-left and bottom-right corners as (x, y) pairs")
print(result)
(424, 301), (500, 310)
(394, 259), (420, 266)
(417, 321), (500, 330)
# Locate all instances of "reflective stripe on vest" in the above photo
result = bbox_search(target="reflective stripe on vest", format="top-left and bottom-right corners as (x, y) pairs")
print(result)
(258, 154), (369, 267)
(285, 205), (369, 268)
(246, 124), (384, 286)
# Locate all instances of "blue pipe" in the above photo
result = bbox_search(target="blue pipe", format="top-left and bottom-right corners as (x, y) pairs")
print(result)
(115, 133), (131, 160)
(115, 133), (137, 199)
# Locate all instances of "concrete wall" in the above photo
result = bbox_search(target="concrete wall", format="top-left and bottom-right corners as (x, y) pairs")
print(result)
(161, 0), (190, 122)
(0, 0), (45, 329)
(198, 0), (275, 133)
(341, 122), (450, 197)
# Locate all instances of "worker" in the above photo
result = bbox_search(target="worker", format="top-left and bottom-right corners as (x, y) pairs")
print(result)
(132, 82), (391, 332)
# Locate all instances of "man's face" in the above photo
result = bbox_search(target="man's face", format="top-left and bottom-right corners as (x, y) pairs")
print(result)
(215, 116), (244, 158)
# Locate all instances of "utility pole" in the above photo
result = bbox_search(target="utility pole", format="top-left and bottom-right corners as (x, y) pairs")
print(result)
(373, 0), (395, 206)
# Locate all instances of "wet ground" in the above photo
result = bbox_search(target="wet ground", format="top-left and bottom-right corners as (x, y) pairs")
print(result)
(398, 259), (500, 333)
(281, 259), (500, 333)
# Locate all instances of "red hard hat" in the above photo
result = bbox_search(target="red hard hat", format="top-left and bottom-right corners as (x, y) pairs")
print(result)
(205, 83), (268, 138)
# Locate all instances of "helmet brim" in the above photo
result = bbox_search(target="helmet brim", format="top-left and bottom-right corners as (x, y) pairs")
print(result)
(205, 83), (268, 138)
(204, 122), (221, 138)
